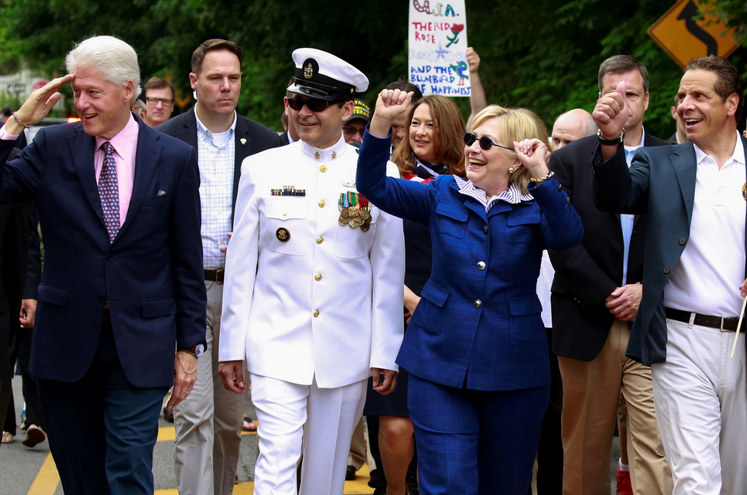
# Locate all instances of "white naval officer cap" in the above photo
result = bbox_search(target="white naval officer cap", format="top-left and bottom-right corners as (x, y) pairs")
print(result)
(287, 48), (369, 101)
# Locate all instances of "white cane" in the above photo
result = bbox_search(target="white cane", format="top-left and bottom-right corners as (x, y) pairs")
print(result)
(729, 296), (747, 359)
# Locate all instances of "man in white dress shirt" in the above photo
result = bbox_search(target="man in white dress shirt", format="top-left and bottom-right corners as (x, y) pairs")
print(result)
(218, 48), (405, 495)
(592, 55), (747, 495)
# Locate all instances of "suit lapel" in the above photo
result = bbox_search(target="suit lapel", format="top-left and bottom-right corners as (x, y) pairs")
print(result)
(118, 122), (163, 239)
(69, 129), (105, 226)
(672, 143), (697, 228)
(449, 180), (488, 221)
(179, 111), (199, 154)
(233, 117), (252, 218)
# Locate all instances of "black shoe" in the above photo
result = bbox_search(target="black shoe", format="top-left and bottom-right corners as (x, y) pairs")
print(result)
(22, 425), (46, 447)
(345, 465), (356, 481)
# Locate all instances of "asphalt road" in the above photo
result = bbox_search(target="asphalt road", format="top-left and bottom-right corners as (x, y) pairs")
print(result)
(1, 376), (620, 494)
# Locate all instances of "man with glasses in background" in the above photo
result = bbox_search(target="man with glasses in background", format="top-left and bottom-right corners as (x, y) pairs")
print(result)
(142, 77), (175, 128)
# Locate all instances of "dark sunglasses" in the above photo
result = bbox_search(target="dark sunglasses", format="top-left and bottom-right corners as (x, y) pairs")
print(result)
(463, 132), (513, 151)
(287, 98), (338, 112)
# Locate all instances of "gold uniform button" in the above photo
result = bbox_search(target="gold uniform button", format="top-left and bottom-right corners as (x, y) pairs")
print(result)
(316, 236), (324, 244)
(320, 165), (327, 172)
(314, 273), (322, 281)
(313, 309), (320, 318)
(319, 200), (326, 208)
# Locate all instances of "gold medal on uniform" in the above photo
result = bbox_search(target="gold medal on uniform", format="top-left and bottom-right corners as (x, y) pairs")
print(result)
(742, 183), (746, 201)
(338, 192), (371, 231)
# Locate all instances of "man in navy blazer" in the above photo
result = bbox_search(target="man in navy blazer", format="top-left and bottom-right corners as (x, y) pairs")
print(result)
(158, 39), (282, 495)
(549, 55), (671, 495)
(593, 55), (747, 495)
(0, 35), (206, 494)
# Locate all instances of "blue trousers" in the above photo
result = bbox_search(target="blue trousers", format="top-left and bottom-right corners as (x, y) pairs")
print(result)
(409, 374), (549, 495)
(39, 320), (168, 495)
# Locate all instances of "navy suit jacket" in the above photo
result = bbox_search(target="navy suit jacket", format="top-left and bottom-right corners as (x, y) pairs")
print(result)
(157, 109), (283, 222)
(592, 135), (747, 365)
(357, 131), (583, 391)
(0, 119), (207, 388)
(549, 133), (669, 361)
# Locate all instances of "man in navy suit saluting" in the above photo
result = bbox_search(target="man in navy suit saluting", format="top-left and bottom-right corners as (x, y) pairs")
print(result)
(0, 35), (207, 495)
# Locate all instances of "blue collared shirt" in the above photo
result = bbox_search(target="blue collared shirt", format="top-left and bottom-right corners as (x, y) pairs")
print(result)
(195, 108), (237, 269)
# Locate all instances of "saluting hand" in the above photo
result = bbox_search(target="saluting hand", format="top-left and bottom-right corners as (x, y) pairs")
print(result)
(369, 89), (414, 139)
(7, 74), (75, 135)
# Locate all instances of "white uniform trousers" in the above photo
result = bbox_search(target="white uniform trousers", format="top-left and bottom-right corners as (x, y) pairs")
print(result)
(652, 318), (747, 495)
(174, 281), (245, 495)
(251, 373), (368, 495)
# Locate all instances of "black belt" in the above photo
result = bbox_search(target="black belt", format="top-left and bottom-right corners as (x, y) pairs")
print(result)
(204, 268), (224, 285)
(665, 307), (742, 332)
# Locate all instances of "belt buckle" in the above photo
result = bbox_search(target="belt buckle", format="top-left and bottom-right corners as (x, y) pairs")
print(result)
(720, 316), (727, 332)
(216, 268), (224, 285)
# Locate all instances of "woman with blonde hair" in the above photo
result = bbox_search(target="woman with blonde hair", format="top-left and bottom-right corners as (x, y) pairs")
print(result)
(357, 91), (583, 495)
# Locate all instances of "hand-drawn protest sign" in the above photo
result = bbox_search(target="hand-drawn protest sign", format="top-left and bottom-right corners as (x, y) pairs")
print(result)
(408, 0), (470, 97)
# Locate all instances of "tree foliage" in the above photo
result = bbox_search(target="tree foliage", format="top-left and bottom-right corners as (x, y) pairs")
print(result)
(0, 0), (743, 136)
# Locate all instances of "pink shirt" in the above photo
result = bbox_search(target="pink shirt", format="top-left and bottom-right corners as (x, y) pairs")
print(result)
(94, 115), (139, 226)
(1, 115), (139, 227)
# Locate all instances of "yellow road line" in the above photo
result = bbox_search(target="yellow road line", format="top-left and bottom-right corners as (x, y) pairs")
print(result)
(27, 426), (370, 495)
(27, 453), (59, 495)
(157, 426), (256, 443)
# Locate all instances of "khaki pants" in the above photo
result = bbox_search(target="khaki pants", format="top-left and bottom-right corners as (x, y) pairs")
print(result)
(559, 319), (671, 495)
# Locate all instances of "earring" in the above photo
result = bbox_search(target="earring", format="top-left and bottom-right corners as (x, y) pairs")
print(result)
(508, 167), (515, 175)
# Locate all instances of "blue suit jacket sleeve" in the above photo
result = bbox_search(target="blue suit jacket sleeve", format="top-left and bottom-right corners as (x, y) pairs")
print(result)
(356, 129), (433, 224)
(169, 146), (207, 350)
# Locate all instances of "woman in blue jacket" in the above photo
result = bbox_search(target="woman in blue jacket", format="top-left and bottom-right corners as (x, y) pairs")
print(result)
(357, 90), (584, 495)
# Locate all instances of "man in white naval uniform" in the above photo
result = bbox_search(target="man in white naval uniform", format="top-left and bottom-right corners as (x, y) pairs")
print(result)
(218, 48), (405, 495)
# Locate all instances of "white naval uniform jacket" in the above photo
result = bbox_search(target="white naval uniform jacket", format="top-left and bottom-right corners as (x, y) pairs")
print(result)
(219, 135), (405, 388)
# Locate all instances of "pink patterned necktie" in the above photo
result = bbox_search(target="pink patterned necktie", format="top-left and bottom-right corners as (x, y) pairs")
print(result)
(99, 142), (120, 243)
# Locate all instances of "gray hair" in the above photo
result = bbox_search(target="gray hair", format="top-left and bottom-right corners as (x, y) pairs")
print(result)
(65, 35), (141, 103)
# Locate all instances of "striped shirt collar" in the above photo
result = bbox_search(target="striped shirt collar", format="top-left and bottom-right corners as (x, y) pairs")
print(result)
(454, 176), (533, 212)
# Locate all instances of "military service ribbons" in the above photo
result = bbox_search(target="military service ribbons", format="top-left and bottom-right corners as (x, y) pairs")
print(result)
(271, 186), (306, 196)
(338, 191), (372, 232)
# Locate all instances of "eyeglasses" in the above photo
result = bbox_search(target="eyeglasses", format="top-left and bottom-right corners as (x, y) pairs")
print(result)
(463, 133), (513, 151)
(145, 97), (174, 106)
(287, 98), (338, 112)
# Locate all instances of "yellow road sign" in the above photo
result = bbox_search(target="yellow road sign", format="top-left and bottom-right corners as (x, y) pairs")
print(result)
(648, 0), (739, 69)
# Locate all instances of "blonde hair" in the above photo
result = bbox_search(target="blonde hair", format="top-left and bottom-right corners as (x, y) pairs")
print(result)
(469, 105), (548, 195)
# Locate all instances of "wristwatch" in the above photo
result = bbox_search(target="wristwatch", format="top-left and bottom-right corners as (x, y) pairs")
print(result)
(597, 128), (625, 146)
(179, 343), (205, 358)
